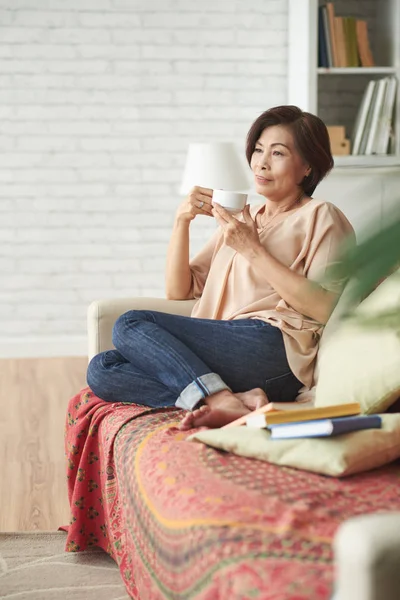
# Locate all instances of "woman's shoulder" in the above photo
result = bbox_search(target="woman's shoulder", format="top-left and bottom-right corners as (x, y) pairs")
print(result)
(302, 199), (354, 232)
(302, 198), (343, 216)
(250, 198), (349, 220)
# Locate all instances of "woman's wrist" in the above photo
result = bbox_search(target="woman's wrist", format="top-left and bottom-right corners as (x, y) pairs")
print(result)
(175, 211), (193, 226)
(241, 241), (266, 261)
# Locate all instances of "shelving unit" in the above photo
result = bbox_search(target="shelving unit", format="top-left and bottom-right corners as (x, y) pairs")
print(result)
(288, 0), (400, 168)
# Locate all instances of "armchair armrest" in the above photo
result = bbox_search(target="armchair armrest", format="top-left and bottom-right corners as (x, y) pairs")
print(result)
(333, 512), (400, 600)
(87, 297), (197, 361)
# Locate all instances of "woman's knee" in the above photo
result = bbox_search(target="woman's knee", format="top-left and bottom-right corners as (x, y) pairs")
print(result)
(112, 309), (150, 347)
(86, 352), (116, 399)
(87, 353), (104, 393)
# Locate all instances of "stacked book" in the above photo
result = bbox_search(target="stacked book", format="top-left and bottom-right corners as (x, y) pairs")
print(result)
(318, 2), (374, 68)
(223, 402), (382, 440)
(351, 77), (397, 155)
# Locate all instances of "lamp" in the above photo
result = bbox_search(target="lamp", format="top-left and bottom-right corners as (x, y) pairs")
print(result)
(180, 142), (250, 196)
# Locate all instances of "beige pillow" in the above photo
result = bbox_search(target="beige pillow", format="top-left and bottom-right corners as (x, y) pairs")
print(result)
(315, 272), (400, 414)
(189, 414), (400, 477)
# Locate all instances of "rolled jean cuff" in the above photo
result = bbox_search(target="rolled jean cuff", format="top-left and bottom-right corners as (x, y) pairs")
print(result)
(175, 373), (231, 411)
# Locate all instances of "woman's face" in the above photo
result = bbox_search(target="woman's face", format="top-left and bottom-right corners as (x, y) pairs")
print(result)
(250, 125), (310, 201)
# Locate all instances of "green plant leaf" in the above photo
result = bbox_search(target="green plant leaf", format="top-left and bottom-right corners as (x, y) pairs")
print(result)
(324, 212), (400, 311)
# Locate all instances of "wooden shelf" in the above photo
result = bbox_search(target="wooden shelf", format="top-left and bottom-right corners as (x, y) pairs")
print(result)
(318, 67), (397, 75)
(333, 155), (400, 168)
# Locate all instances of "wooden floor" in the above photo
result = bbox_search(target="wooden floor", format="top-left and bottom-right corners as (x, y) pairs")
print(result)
(0, 357), (88, 531)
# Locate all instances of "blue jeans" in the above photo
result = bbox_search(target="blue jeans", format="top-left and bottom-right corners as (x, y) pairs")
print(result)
(87, 310), (302, 410)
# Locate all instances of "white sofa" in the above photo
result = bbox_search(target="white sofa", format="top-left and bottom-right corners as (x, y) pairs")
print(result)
(87, 296), (400, 600)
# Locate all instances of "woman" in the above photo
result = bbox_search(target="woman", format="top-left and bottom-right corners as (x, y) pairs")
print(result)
(87, 105), (355, 430)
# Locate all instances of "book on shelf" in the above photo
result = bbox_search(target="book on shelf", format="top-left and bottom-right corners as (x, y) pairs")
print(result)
(318, 5), (375, 69)
(223, 402), (361, 430)
(375, 77), (397, 154)
(318, 6), (334, 68)
(322, 6), (333, 67)
(334, 16), (347, 68)
(356, 20), (375, 67)
(358, 80), (379, 155)
(268, 415), (382, 440)
(352, 77), (397, 156)
(318, 6), (329, 68)
(351, 80), (376, 155)
(365, 78), (388, 155)
(344, 16), (359, 68)
(326, 2), (339, 67)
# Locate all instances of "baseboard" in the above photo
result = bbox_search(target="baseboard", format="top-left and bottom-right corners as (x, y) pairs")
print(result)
(0, 336), (87, 359)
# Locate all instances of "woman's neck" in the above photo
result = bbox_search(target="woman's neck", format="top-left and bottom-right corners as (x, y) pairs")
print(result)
(263, 189), (305, 217)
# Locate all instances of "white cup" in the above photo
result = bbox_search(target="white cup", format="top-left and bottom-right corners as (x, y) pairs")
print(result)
(212, 189), (248, 213)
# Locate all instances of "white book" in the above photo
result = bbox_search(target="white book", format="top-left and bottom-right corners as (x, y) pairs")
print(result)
(369, 77), (390, 154)
(375, 77), (397, 154)
(359, 81), (379, 155)
(365, 78), (387, 155)
(351, 80), (376, 155)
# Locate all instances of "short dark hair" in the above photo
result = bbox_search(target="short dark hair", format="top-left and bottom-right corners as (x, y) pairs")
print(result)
(245, 105), (334, 196)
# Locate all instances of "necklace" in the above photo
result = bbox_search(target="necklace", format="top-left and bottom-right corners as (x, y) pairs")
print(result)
(258, 190), (305, 230)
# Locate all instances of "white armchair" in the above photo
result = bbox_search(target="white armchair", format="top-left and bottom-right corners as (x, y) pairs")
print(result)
(87, 296), (400, 600)
(333, 512), (400, 600)
(87, 296), (196, 361)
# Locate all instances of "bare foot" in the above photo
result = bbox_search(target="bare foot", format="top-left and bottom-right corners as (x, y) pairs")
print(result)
(235, 388), (269, 411)
(179, 404), (250, 430)
(179, 389), (250, 430)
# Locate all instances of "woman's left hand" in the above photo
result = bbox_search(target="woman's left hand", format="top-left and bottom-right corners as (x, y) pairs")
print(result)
(212, 203), (262, 255)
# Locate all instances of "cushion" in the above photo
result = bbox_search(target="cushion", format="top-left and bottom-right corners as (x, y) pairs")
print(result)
(314, 271), (400, 414)
(189, 413), (400, 477)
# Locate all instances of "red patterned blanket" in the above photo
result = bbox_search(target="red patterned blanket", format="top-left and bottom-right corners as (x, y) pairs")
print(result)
(64, 387), (400, 599)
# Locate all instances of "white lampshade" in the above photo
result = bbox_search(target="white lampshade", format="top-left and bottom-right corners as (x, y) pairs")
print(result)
(180, 142), (250, 195)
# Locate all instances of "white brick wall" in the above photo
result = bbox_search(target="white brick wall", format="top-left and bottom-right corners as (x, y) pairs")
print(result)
(0, 0), (288, 357)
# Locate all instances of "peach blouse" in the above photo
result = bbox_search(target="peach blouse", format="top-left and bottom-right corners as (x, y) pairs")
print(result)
(189, 200), (355, 388)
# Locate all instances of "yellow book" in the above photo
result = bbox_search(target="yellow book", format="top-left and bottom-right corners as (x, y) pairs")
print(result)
(223, 402), (361, 429)
(347, 17), (360, 67)
(246, 402), (361, 428)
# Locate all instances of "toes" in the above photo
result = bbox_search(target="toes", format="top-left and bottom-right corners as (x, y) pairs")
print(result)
(191, 405), (209, 416)
(179, 406), (210, 430)
(179, 412), (193, 430)
(180, 406), (211, 430)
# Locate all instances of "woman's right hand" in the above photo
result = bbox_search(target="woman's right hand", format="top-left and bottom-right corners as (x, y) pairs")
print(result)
(175, 186), (214, 223)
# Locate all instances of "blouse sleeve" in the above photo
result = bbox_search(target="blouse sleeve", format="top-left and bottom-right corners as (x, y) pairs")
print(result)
(304, 203), (356, 295)
(189, 227), (223, 299)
